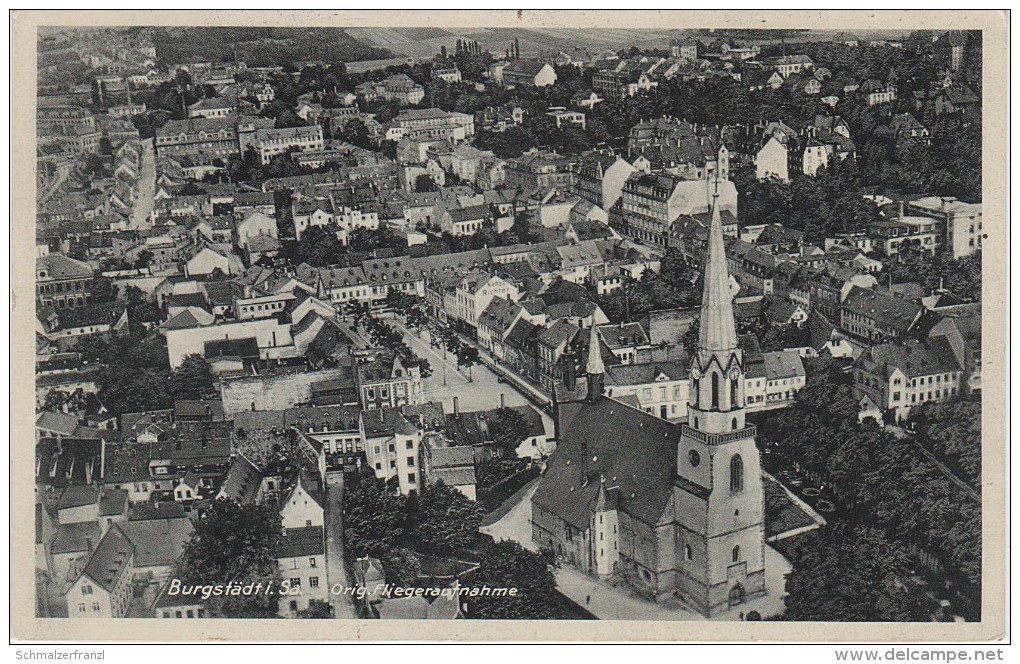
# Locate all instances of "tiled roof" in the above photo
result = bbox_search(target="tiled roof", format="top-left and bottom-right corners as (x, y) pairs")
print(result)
(532, 396), (680, 528)
(277, 526), (325, 559)
(81, 525), (134, 592)
(119, 518), (194, 569)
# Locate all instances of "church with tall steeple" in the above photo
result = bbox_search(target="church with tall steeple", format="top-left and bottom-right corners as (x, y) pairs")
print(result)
(533, 185), (767, 617)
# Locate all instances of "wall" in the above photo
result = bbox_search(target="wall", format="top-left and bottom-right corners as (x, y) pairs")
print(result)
(220, 367), (352, 415)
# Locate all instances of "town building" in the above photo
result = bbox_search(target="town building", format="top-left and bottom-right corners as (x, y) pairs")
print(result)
(255, 125), (325, 165)
(501, 61), (558, 88)
(36, 254), (94, 309)
(853, 338), (963, 422)
(907, 196), (982, 259)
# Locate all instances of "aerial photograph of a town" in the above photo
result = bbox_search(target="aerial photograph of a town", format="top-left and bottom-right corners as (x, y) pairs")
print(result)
(30, 20), (987, 626)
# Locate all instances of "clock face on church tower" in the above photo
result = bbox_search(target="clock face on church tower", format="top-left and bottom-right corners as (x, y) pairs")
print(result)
(688, 449), (701, 467)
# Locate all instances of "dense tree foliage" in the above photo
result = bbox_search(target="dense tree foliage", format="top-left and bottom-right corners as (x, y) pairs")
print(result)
(148, 27), (392, 69)
(596, 253), (701, 323)
(67, 333), (220, 416)
(462, 541), (563, 619)
(179, 499), (283, 618)
(172, 354), (216, 401)
(908, 400), (982, 486)
(883, 250), (982, 301)
(734, 161), (883, 242)
(343, 475), (482, 559)
(486, 407), (531, 459)
(781, 526), (939, 621)
(755, 359), (981, 594)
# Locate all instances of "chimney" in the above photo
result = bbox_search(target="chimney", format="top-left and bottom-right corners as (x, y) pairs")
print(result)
(500, 393), (506, 409)
(453, 396), (460, 417)
(85, 536), (94, 555)
(898, 200), (905, 218)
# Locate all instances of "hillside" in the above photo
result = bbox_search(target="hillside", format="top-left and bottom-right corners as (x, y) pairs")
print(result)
(148, 27), (394, 67)
(344, 26), (681, 59)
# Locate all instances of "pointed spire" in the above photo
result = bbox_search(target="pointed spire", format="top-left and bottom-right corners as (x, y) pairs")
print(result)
(698, 176), (738, 354)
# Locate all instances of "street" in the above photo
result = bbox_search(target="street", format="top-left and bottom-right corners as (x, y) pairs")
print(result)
(129, 137), (156, 229)
(323, 472), (357, 619)
(390, 320), (553, 434)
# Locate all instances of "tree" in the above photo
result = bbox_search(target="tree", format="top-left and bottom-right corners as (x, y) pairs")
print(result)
(292, 223), (346, 267)
(415, 173), (439, 192)
(463, 541), (563, 619)
(407, 480), (484, 554)
(172, 354), (215, 400)
(343, 475), (409, 557)
(178, 499), (283, 618)
(133, 249), (154, 270)
(456, 345), (480, 380)
(91, 276), (118, 304)
(487, 407), (530, 459)
(782, 526), (938, 621)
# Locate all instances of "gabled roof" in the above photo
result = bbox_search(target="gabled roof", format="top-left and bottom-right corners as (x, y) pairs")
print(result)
(477, 296), (522, 336)
(532, 396), (680, 528)
(502, 60), (549, 77)
(51, 521), (102, 555)
(605, 359), (689, 386)
(57, 485), (99, 510)
(861, 338), (962, 379)
(37, 254), (93, 280)
(842, 286), (923, 333)
(119, 518), (194, 569)
(79, 525), (134, 593)
(277, 526), (325, 559)
(762, 350), (806, 380)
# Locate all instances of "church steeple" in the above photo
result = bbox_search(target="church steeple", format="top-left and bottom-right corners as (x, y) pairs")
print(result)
(698, 179), (738, 357)
(688, 177), (745, 434)
(585, 324), (604, 403)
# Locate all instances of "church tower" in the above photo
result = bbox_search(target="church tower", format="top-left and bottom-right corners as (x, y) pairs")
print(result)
(673, 186), (766, 616)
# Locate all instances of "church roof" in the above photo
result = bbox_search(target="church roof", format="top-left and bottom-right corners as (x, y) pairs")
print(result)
(532, 397), (680, 529)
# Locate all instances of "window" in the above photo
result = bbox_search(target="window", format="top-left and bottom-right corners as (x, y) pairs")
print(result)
(290, 577), (301, 588)
(309, 577), (319, 588)
(732, 545), (741, 563)
(685, 544), (692, 561)
(730, 455), (744, 493)
(289, 600), (298, 612)
(186, 609), (194, 618)
(375, 462), (382, 470)
(405, 440), (414, 450)
(309, 558), (317, 568)
(407, 456), (415, 466)
(388, 443), (395, 453)
(78, 603), (86, 613)
(408, 473), (416, 484)
(711, 373), (719, 409)
(732, 417), (738, 430)
(81, 584), (93, 595)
